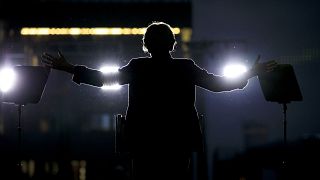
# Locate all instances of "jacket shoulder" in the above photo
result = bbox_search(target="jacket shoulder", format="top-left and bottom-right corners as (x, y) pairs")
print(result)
(173, 58), (196, 66)
(129, 56), (151, 63)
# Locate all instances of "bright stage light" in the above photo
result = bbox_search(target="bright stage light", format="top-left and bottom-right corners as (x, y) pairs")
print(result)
(0, 68), (16, 93)
(223, 64), (248, 78)
(99, 65), (121, 91)
(101, 84), (121, 91)
(99, 65), (119, 74)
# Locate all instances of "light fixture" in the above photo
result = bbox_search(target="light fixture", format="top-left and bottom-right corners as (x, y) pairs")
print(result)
(20, 27), (181, 36)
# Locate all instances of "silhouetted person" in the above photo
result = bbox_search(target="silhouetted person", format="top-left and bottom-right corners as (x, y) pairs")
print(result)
(42, 22), (276, 180)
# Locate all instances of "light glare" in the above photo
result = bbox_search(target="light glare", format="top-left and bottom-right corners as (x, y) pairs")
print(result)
(0, 68), (16, 93)
(223, 64), (248, 78)
(99, 66), (119, 74)
(101, 84), (121, 91)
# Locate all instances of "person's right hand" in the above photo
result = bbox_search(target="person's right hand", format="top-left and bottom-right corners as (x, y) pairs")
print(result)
(247, 55), (278, 78)
(41, 51), (75, 74)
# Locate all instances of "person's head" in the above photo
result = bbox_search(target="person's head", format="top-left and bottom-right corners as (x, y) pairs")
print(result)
(142, 22), (177, 55)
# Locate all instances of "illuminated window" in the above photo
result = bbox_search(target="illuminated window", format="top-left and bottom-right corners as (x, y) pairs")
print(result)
(44, 161), (59, 175)
(71, 160), (86, 180)
(21, 160), (35, 178)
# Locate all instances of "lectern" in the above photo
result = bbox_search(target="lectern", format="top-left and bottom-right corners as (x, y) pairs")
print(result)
(258, 64), (302, 177)
(1, 66), (50, 174)
(258, 64), (302, 144)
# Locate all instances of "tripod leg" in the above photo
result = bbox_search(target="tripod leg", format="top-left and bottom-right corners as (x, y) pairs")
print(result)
(283, 103), (287, 146)
(281, 103), (288, 179)
(17, 104), (23, 176)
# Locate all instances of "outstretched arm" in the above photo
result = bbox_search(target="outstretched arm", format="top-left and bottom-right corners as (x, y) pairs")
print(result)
(195, 71), (248, 92)
(194, 55), (277, 92)
(41, 51), (106, 87)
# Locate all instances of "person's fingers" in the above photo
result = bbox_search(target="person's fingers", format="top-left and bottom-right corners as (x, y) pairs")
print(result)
(41, 56), (52, 63)
(43, 52), (55, 59)
(267, 61), (278, 68)
(42, 60), (53, 66)
(42, 53), (55, 61)
(265, 61), (278, 72)
(267, 60), (277, 66)
(41, 58), (53, 65)
(41, 54), (55, 63)
(267, 65), (277, 70)
(42, 61), (53, 68)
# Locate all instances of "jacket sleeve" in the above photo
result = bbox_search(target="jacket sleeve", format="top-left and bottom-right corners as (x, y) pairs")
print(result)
(72, 65), (104, 87)
(191, 61), (248, 92)
(72, 59), (134, 87)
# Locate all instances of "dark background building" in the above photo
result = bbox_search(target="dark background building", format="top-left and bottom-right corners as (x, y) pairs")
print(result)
(0, 1), (192, 179)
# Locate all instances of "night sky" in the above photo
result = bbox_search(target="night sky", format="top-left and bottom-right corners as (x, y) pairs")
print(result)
(192, 0), (320, 177)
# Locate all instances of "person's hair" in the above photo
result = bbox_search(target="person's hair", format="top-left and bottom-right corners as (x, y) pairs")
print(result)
(142, 22), (177, 54)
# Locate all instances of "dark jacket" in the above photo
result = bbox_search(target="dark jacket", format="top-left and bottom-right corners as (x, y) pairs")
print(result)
(72, 56), (246, 152)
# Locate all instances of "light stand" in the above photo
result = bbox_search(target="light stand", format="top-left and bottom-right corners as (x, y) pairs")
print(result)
(280, 102), (288, 171)
(1, 66), (50, 177)
(282, 103), (287, 146)
(258, 64), (302, 179)
(17, 104), (22, 170)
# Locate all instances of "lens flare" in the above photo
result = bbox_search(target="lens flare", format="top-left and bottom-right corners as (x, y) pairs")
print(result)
(101, 84), (121, 91)
(99, 65), (119, 74)
(0, 68), (16, 93)
(223, 64), (248, 78)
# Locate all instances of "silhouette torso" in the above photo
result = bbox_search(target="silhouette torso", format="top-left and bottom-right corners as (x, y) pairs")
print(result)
(119, 57), (202, 152)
